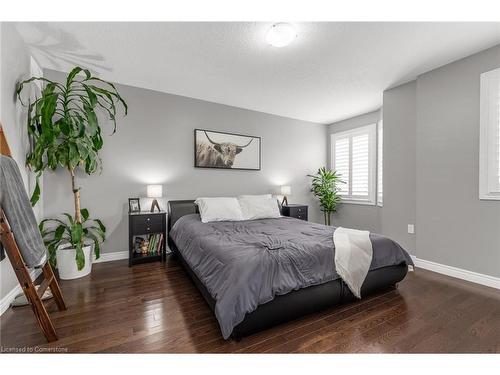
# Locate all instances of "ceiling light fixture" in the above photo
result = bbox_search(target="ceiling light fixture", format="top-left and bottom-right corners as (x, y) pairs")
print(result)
(266, 23), (297, 48)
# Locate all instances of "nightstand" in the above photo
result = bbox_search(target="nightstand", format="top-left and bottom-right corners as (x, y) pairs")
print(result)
(129, 211), (167, 266)
(281, 204), (308, 221)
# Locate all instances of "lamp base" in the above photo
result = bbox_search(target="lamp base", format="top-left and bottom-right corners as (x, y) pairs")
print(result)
(281, 196), (288, 206)
(150, 199), (161, 212)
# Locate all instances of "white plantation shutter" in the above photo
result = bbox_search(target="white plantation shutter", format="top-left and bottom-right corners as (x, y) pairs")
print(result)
(479, 67), (500, 200)
(331, 124), (376, 204)
(377, 121), (383, 206)
(352, 133), (369, 196)
(334, 137), (350, 195)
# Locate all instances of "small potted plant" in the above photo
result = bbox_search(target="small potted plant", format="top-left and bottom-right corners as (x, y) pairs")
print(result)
(307, 167), (344, 225)
(17, 67), (127, 279)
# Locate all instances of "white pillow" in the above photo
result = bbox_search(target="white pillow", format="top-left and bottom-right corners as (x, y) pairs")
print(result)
(194, 197), (245, 223)
(238, 196), (281, 220)
(238, 194), (272, 199)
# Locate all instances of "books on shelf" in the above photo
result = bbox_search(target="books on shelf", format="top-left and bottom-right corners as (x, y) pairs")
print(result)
(133, 233), (163, 256)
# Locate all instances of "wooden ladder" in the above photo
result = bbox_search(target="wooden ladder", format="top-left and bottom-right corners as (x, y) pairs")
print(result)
(0, 123), (66, 342)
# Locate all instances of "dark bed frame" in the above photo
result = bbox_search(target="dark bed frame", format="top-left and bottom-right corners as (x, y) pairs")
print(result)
(167, 200), (408, 339)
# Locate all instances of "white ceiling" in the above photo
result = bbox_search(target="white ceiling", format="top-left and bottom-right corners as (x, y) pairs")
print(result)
(16, 22), (500, 124)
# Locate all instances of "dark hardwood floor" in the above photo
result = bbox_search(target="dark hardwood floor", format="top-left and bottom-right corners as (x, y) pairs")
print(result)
(1, 255), (499, 353)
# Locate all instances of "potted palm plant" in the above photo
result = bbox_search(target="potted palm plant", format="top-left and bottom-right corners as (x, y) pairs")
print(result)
(17, 67), (127, 279)
(307, 167), (344, 225)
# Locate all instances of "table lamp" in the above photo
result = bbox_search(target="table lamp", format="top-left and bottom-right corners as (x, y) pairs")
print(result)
(280, 185), (291, 206)
(147, 184), (162, 212)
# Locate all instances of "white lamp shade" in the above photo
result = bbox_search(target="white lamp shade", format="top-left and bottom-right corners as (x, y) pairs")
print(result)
(147, 185), (163, 198)
(280, 185), (291, 195)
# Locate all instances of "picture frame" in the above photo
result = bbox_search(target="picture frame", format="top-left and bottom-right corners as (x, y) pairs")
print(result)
(194, 129), (261, 170)
(128, 198), (141, 213)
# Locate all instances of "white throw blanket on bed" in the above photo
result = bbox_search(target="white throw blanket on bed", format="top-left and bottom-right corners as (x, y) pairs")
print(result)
(333, 227), (373, 299)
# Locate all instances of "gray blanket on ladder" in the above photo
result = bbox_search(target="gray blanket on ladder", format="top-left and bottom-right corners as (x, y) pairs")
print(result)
(0, 155), (47, 268)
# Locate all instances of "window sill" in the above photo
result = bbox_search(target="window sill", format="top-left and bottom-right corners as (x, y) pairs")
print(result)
(340, 199), (376, 206)
(479, 193), (500, 201)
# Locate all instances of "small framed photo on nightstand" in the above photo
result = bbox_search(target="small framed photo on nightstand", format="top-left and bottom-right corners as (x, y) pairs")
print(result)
(128, 198), (141, 213)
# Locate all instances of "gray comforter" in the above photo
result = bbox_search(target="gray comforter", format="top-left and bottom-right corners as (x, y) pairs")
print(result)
(170, 214), (413, 339)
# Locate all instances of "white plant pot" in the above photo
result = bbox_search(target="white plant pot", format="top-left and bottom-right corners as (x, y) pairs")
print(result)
(56, 244), (93, 280)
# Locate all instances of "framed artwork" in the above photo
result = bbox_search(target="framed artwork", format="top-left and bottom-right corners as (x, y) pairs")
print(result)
(194, 129), (261, 170)
(128, 198), (141, 213)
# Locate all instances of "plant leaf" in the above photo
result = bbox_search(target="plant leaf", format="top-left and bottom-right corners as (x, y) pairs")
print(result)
(53, 225), (67, 244)
(85, 225), (105, 242)
(93, 218), (106, 234)
(91, 131), (103, 150)
(83, 102), (98, 135)
(86, 232), (101, 260)
(71, 221), (83, 244)
(30, 174), (41, 206)
(75, 242), (85, 271)
(76, 139), (90, 160)
(16, 77), (62, 105)
(66, 66), (83, 87)
(83, 85), (98, 108)
(62, 213), (74, 226)
(80, 208), (89, 222)
(48, 242), (58, 268)
(40, 87), (58, 142)
(68, 142), (80, 169)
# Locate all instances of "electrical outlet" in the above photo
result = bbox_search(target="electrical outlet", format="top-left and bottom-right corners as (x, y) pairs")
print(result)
(407, 224), (415, 234)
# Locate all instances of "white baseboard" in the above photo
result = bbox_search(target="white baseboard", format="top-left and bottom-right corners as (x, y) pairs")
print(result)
(93, 250), (128, 263)
(0, 269), (41, 316)
(411, 255), (500, 290)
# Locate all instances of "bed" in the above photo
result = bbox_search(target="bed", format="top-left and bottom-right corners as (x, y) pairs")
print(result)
(167, 200), (413, 339)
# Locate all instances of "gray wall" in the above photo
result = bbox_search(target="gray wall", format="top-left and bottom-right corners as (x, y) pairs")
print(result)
(416, 45), (500, 277)
(382, 81), (416, 255)
(327, 110), (382, 232)
(0, 23), (41, 300)
(43, 69), (327, 256)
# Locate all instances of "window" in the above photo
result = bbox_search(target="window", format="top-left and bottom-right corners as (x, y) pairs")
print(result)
(377, 120), (383, 206)
(479, 67), (500, 200)
(331, 123), (377, 205)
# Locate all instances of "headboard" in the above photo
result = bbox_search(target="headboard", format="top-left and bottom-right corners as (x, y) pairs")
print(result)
(167, 200), (199, 233)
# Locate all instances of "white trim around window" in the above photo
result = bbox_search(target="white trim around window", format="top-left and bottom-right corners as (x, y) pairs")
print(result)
(479, 67), (500, 201)
(377, 120), (383, 206)
(331, 123), (377, 205)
